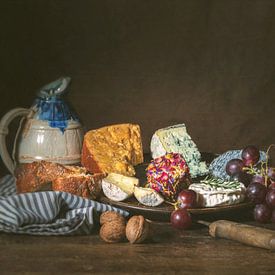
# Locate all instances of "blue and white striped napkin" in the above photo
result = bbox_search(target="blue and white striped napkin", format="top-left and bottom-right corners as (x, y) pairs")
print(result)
(0, 175), (129, 235)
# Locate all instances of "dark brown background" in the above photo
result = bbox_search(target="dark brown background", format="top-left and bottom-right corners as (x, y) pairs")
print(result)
(1, 0), (275, 173)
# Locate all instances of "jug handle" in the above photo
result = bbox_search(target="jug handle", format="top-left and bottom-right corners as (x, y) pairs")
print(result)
(0, 108), (31, 174)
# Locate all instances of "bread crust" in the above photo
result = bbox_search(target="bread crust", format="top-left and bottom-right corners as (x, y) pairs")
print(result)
(15, 161), (105, 199)
(52, 173), (105, 199)
(81, 141), (103, 174)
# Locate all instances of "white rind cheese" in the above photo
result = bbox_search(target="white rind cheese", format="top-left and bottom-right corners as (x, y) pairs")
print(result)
(101, 173), (139, 202)
(150, 124), (208, 178)
(134, 186), (164, 207)
(102, 179), (131, 201)
(105, 173), (139, 194)
(188, 182), (246, 207)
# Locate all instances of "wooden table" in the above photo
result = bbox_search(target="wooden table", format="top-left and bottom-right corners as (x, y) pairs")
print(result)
(1, 218), (275, 274)
(1, 152), (274, 273)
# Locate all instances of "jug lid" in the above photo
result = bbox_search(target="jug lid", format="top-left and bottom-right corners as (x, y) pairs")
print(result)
(38, 77), (71, 98)
(32, 77), (81, 133)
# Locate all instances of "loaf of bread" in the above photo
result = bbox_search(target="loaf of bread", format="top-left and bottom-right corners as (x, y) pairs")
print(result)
(81, 124), (143, 176)
(15, 161), (105, 199)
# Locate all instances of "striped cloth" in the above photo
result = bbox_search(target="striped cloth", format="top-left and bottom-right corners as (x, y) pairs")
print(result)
(0, 175), (129, 235)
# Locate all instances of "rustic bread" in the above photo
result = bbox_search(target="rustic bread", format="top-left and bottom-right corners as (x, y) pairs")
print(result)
(81, 124), (143, 176)
(15, 161), (105, 199)
(52, 173), (105, 199)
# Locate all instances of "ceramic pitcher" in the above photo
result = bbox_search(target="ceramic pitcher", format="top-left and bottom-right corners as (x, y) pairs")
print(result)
(0, 77), (83, 174)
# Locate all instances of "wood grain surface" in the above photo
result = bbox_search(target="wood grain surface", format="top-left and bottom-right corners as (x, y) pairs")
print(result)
(0, 221), (275, 274)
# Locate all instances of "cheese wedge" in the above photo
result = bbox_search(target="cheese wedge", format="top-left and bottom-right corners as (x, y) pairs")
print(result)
(188, 182), (246, 207)
(106, 173), (139, 194)
(150, 124), (208, 177)
(134, 186), (164, 207)
(102, 173), (139, 202)
(82, 124), (143, 176)
(102, 180), (130, 202)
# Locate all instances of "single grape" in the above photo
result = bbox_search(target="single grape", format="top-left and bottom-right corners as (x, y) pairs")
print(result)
(267, 167), (275, 181)
(254, 204), (271, 223)
(251, 174), (265, 185)
(266, 189), (275, 209)
(170, 209), (192, 230)
(246, 182), (267, 204)
(269, 181), (275, 190)
(226, 159), (244, 176)
(230, 172), (251, 187)
(177, 190), (197, 209)
(241, 145), (260, 166)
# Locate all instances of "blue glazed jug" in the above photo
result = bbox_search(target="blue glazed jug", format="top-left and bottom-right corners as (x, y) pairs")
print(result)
(0, 77), (83, 174)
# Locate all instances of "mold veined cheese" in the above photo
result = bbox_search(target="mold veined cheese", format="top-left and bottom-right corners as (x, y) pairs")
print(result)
(82, 124), (143, 176)
(150, 124), (208, 178)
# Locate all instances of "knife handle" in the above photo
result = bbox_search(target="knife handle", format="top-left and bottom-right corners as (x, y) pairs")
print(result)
(209, 220), (275, 250)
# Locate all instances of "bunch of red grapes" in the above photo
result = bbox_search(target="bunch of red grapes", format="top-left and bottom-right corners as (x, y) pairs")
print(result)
(170, 189), (197, 230)
(226, 145), (275, 223)
(170, 145), (275, 229)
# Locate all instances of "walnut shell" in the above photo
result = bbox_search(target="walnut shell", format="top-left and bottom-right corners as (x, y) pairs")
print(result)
(126, 215), (151, 244)
(100, 211), (126, 225)
(100, 220), (126, 243)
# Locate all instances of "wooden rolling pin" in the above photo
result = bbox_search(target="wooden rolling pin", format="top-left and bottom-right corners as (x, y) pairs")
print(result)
(198, 220), (275, 250)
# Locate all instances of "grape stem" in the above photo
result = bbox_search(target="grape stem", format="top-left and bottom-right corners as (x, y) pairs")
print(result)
(242, 144), (275, 187)
(165, 200), (179, 209)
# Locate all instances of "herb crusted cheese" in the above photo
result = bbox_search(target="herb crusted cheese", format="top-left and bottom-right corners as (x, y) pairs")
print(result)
(188, 177), (246, 207)
(150, 124), (208, 178)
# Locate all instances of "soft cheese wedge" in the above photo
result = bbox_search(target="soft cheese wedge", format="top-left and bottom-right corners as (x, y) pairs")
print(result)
(150, 124), (208, 178)
(102, 173), (139, 202)
(188, 180), (246, 207)
(134, 186), (164, 207)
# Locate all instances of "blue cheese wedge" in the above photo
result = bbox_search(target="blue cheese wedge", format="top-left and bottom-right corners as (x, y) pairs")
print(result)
(188, 178), (246, 207)
(102, 173), (139, 202)
(150, 124), (208, 177)
(134, 186), (164, 207)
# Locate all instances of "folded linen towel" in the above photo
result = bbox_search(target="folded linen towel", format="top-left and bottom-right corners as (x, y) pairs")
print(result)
(0, 175), (128, 235)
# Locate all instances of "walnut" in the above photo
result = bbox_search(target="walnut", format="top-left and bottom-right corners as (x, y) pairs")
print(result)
(126, 215), (151, 244)
(99, 211), (126, 243)
(100, 211), (126, 225)
(99, 220), (126, 243)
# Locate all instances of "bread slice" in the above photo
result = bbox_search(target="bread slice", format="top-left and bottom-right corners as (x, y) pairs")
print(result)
(15, 161), (105, 199)
(15, 161), (80, 193)
(81, 124), (143, 176)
